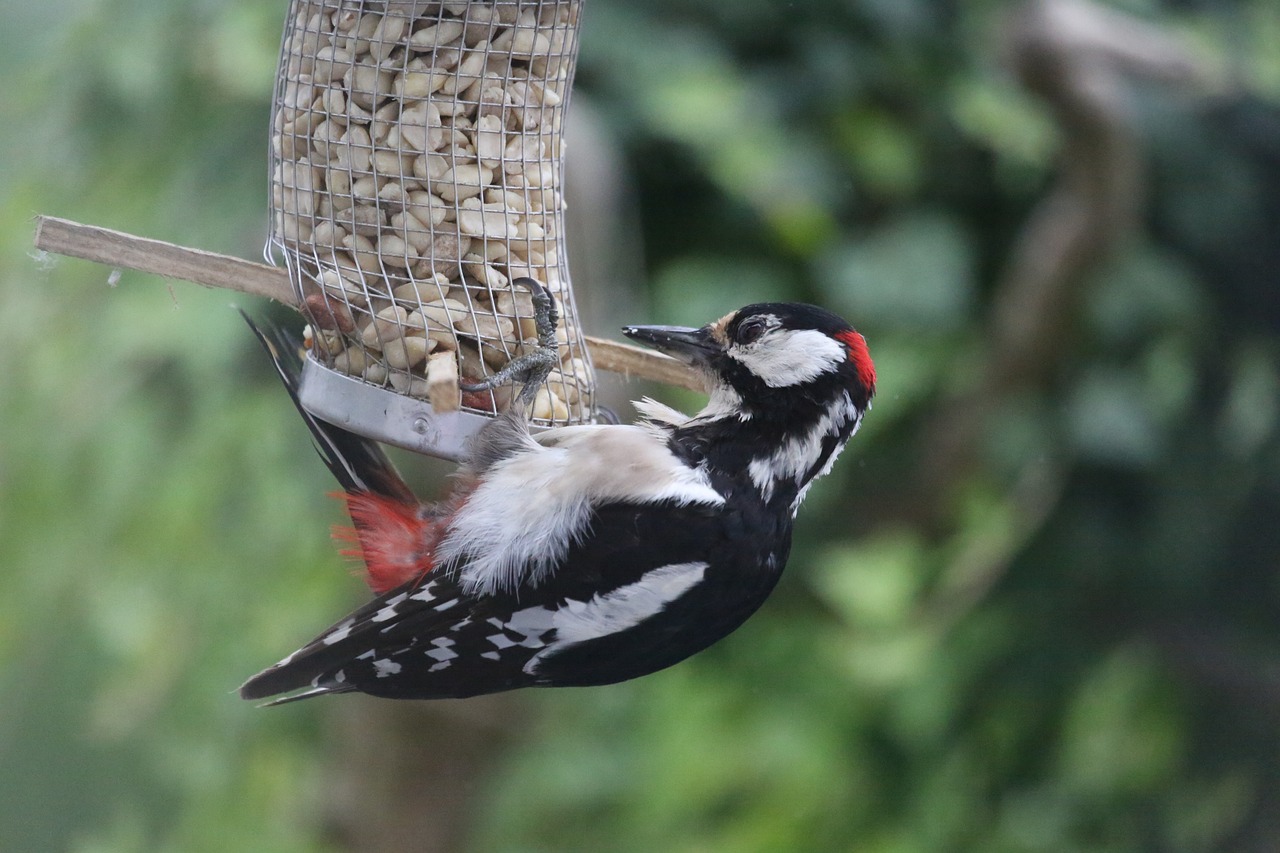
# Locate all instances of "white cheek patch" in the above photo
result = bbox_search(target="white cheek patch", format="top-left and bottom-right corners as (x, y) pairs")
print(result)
(729, 328), (846, 388)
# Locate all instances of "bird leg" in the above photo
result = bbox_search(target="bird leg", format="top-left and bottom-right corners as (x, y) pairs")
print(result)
(459, 278), (560, 410)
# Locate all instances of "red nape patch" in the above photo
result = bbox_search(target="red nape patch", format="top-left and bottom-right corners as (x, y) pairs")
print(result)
(330, 492), (440, 595)
(835, 330), (877, 395)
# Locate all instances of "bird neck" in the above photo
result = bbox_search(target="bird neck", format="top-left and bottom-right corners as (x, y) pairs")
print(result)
(672, 390), (863, 513)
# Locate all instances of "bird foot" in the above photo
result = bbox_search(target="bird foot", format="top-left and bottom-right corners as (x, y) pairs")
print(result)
(459, 278), (560, 409)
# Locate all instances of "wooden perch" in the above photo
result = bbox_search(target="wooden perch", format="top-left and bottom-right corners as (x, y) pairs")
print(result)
(32, 215), (704, 392)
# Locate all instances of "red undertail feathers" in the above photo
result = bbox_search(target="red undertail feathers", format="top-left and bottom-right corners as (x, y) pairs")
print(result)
(331, 492), (441, 595)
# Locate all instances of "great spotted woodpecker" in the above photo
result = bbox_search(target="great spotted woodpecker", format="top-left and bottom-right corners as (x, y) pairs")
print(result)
(240, 296), (875, 704)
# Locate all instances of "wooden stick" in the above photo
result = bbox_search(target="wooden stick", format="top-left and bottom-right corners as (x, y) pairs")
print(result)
(32, 215), (703, 391)
(35, 215), (296, 304)
(586, 336), (705, 391)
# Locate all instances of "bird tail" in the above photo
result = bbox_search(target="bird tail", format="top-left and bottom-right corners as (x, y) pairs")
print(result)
(243, 312), (440, 595)
(244, 680), (354, 706)
(241, 312), (416, 505)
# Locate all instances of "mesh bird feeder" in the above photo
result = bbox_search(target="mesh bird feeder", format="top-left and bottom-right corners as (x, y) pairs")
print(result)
(268, 0), (592, 460)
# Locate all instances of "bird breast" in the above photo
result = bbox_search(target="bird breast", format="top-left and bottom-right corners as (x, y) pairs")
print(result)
(436, 424), (725, 597)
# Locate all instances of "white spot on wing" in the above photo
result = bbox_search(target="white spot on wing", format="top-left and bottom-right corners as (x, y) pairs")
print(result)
(487, 633), (517, 650)
(373, 659), (401, 677)
(372, 593), (407, 622)
(323, 625), (352, 645)
(425, 636), (458, 663)
(410, 582), (438, 602)
(505, 606), (554, 648)
(523, 561), (709, 674)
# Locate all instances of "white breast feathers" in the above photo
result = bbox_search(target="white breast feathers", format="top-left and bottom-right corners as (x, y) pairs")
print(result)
(438, 424), (724, 596)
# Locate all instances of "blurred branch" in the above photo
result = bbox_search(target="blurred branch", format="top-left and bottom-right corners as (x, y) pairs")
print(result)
(914, 0), (1206, 523)
(322, 696), (521, 852)
(916, 459), (1066, 634)
(31, 215), (704, 391)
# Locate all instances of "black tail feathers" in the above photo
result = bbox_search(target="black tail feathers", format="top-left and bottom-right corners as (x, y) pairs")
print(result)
(241, 311), (415, 503)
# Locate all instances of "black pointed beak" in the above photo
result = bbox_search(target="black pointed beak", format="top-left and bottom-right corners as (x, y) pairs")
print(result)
(622, 324), (717, 367)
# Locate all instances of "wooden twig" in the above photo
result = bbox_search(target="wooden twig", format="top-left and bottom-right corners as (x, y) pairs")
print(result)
(32, 215), (703, 392)
(586, 335), (705, 390)
(34, 216), (295, 304)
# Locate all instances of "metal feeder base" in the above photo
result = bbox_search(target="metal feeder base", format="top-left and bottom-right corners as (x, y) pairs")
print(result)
(298, 355), (493, 462)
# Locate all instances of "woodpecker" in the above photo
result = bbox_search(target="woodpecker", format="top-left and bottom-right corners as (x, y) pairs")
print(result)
(240, 296), (875, 704)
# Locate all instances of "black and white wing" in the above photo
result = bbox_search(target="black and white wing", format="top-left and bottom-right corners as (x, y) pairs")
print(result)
(239, 495), (784, 703)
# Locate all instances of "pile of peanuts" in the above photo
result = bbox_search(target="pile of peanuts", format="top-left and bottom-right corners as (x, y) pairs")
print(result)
(270, 0), (591, 422)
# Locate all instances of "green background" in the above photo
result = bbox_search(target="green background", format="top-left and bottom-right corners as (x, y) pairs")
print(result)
(3, 1), (1279, 850)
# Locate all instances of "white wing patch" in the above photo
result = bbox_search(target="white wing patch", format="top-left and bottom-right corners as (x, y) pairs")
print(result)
(442, 425), (724, 596)
(552, 561), (708, 645)
(524, 561), (708, 675)
(729, 328), (846, 388)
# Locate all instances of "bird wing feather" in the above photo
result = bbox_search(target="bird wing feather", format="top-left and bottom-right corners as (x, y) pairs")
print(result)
(239, 499), (743, 702)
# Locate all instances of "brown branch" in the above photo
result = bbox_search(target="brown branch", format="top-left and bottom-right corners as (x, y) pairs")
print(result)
(32, 215), (704, 392)
(34, 216), (297, 305)
(911, 0), (1205, 528)
(587, 336), (706, 391)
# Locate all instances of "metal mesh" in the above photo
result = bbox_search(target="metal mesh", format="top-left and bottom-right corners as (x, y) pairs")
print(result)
(267, 0), (593, 440)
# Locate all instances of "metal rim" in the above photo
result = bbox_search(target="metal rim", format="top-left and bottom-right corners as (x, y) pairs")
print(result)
(298, 354), (495, 462)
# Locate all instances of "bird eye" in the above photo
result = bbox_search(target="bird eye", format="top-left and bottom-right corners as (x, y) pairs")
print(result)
(736, 317), (767, 345)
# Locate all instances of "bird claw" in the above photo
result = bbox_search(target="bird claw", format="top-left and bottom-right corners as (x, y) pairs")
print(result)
(458, 278), (560, 409)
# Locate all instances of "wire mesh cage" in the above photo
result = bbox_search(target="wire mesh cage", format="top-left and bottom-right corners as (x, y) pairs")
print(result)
(267, 0), (593, 459)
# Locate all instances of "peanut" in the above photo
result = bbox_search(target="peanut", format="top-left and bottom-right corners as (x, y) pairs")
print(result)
(271, 0), (592, 419)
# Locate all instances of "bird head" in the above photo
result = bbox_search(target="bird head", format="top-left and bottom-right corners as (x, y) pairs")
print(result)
(623, 302), (876, 420)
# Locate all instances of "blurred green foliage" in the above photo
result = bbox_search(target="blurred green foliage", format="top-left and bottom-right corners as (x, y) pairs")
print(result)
(2, 1), (1279, 851)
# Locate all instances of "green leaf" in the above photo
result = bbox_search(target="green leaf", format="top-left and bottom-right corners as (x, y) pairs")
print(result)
(816, 212), (975, 331)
